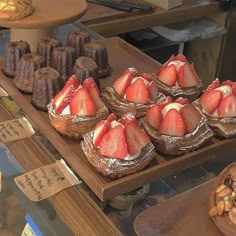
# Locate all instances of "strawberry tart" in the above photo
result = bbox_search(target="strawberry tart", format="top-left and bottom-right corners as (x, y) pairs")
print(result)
(154, 54), (203, 102)
(102, 67), (166, 118)
(140, 97), (213, 155)
(48, 76), (109, 139)
(81, 113), (155, 178)
(195, 79), (236, 138)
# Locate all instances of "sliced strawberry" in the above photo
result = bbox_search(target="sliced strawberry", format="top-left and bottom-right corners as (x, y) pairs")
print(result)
(87, 85), (105, 109)
(218, 95), (236, 117)
(159, 109), (185, 137)
(69, 87), (96, 116)
(159, 96), (173, 110)
(158, 55), (175, 72)
(177, 63), (199, 88)
(180, 104), (202, 133)
(148, 81), (159, 101)
(124, 123), (150, 155)
(146, 104), (162, 130)
(93, 120), (110, 147)
(232, 83), (236, 96)
(98, 125), (127, 159)
(125, 78), (149, 104)
(107, 113), (117, 123)
(54, 85), (75, 114)
(120, 113), (138, 126)
(110, 120), (124, 129)
(140, 73), (152, 82)
(175, 97), (189, 105)
(113, 68), (138, 97)
(222, 80), (234, 87)
(199, 90), (222, 114)
(158, 64), (177, 86)
(64, 75), (80, 89)
(206, 79), (221, 91)
(174, 54), (188, 62)
(83, 77), (100, 93)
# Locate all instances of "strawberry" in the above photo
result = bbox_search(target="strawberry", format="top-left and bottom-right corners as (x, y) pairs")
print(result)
(113, 68), (138, 97)
(222, 80), (234, 87)
(54, 85), (75, 114)
(199, 90), (222, 114)
(180, 104), (202, 133)
(87, 85), (105, 109)
(232, 83), (236, 95)
(125, 78), (149, 104)
(158, 64), (177, 86)
(146, 104), (162, 130)
(69, 87), (96, 116)
(175, 97), (189, 105)
(124, 123), (150, 155)
(140, 73), (152, 82)
(110, 120), (124, 128)
(120, 113), (138, 126)
(107, 113), (117, 123)
(218, 95), (236, 117)
(98, 125), (127, 159)
(93, 120), (110, 147)
(64, 75), (80, 89)
(159, 109), (185, 137)
(83, 77), (100, 93)
(174, 54), (188, 62)
(177, 63), (199, 88)
(206, 79), (220, 91)
(148, 81), (159, 101)
(159, 96), (173, 110)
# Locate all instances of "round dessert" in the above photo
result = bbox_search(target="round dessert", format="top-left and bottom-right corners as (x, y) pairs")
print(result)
(3, 40), (31, 78)
(81, 113), (156, 179)
(73, 56), (99, 87)
(13, 53), (46, 93)
(48, 76), (109, 139)
(209, 163), (236, 236)
(31, 67), (63, 112)
(153, 54), (203, 102)
(83, 42), (110, 78)
(140, 97), (214, 155)
(50, 46), (77, 83)
(37, 37), (61, 66)
(194, 79), (236, 138)
(102, 67), (166, 118)
(66, 30), (91, 57)
(0, 0), (34, 21)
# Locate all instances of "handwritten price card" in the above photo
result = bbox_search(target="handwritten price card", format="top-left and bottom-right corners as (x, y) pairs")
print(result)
(14, 160), (81, 201)
(0, 118), (34, 142)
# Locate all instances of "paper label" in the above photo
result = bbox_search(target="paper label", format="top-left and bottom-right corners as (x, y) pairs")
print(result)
(21, 223), (36, 236)
(0, 87), (8, 97)
(0, 118), (34, 143)
(14, 160), (81, 202)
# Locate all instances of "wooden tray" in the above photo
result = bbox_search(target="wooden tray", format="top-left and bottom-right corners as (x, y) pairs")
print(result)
(134, 178), (223, 236)
(1, 37), (236, 201)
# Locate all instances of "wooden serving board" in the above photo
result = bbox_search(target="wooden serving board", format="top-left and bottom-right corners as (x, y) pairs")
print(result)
(1, 37), (236, 201)
(134, 178), (223, 236)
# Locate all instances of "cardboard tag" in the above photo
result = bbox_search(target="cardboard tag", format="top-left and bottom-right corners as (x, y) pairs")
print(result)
(21, 223), (37, 236)
(14, 160), (81, 202)
(0, 87), (8, 97)
(0, 118), (34, 143)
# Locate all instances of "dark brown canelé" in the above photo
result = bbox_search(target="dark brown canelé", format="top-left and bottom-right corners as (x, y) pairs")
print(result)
(83, 42), (110, 78)
(13, 53), (46, 93)
(31, 67), (63, 111)
(50, 46), (76, 84)
(73, 57), (99, 86)
(66, 30), (91, 57)
(37, 37), (61, 66)
(3, 40), (31, 78)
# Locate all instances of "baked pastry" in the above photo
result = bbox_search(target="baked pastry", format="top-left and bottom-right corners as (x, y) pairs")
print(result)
(81, 113), (155, 179)
(3, 40), (31, 77)
(102, 68), (166, 118)
(83, 42), (110, 78)
(31, 67), (63, 111)
(13, 53), (46, 93)
(73, 56), (99, 86)
(37, 37), (61, 66)
(50, 46), (77, 83)
(0, 0), (34, 21)
(194, 79), (236, 138)
(48, 76), (109, 139)
(153, 54), (203, 102)
(140, 97), (213, 155)
(66, 30), (91, 57)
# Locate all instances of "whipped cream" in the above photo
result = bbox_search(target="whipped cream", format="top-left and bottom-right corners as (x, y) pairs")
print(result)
(162, 102), (184, 117)
(215, 85), (233, 97)
(168, 60), (186, 71)
(61, 105), (70, 115)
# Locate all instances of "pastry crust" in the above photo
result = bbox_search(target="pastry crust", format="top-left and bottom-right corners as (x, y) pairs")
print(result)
(0, 0), (34, 21)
